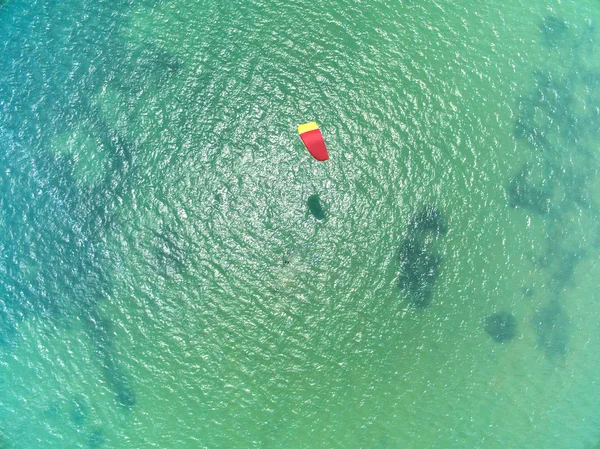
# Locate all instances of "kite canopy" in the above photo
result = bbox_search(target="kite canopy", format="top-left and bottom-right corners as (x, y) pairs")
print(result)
(297, 122), (329, 161)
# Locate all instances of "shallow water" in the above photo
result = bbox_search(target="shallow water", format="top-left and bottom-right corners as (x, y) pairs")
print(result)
(1, 0), (600, 447)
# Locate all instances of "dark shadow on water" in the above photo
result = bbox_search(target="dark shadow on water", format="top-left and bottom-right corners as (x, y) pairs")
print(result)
(397, 238), (442, 309)
(150, 225), (189, 276)
(532, 71), (576, 131)
(558, 167), (594, 211)
(551, 250), (586, 293)
(506, 165), (551, 215)
(0, 307), (19, 347)
(532, 299), (569, 359)
(522, 286), (535, 298)
(509, 25), (600, 329)
(510, 43), (596, 357)
(88, 427), (105, 448)
(0, 135), (105, 342)
(0, 0), (146, 429)
(68, 396), (88, 428)
(1, 118), (137, 416)
(408, 206), (447, 236)
(514, 71), (577, 149)
(397, 206), (448, 308)
(514, 95), (539, 141)
(484, 312), (517, 343)
(86, 310), (136, 410)
(539, 16), (569, 48)
(119, 42), (184, 94)
(307, 194), (325, 221)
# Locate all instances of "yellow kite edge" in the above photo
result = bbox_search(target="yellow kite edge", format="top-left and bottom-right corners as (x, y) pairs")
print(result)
(297, 122), (319, 134)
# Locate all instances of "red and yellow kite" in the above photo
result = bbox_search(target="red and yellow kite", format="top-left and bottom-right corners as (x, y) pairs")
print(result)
(297, 122), (329, 161)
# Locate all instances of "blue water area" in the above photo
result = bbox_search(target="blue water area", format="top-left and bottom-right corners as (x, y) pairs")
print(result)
(1, 0), (600, 447)
(1, 0), (139, 443)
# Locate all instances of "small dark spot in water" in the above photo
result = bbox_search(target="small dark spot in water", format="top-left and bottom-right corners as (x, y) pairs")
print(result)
(506, 165), (551, 215)
(151, 225), (187, 275)
(532, 299), (569, 358)
(114, 379), (136, 409)
(0, 308), (18, 348)
(522, 286), (535, 298)
(127, 43), (183, 90)
(551, 250), (585, 292)
(69, 396), (87, 427)
(158, 52), (182, 75)
(307, 194), (325, 220)
(558, 167), (592, 210)
(514, 72), (576, 149)
(87, 311), (136, 409)
(514, 96), (538, 139)
(531, 71), (575, 129)
(88, 428), (105, 448)
(283, 260), (289, 265)
(484, 312), (517, 343)
(529, 129), (554, 153)
(539, 16), (568, 48)
(43, 402), (60, 420)
(397, 238), (442, 309)
(408, 206), (448, 236)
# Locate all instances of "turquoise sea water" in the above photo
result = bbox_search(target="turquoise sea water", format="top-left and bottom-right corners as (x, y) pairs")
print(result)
(1, 0), (600, 447)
